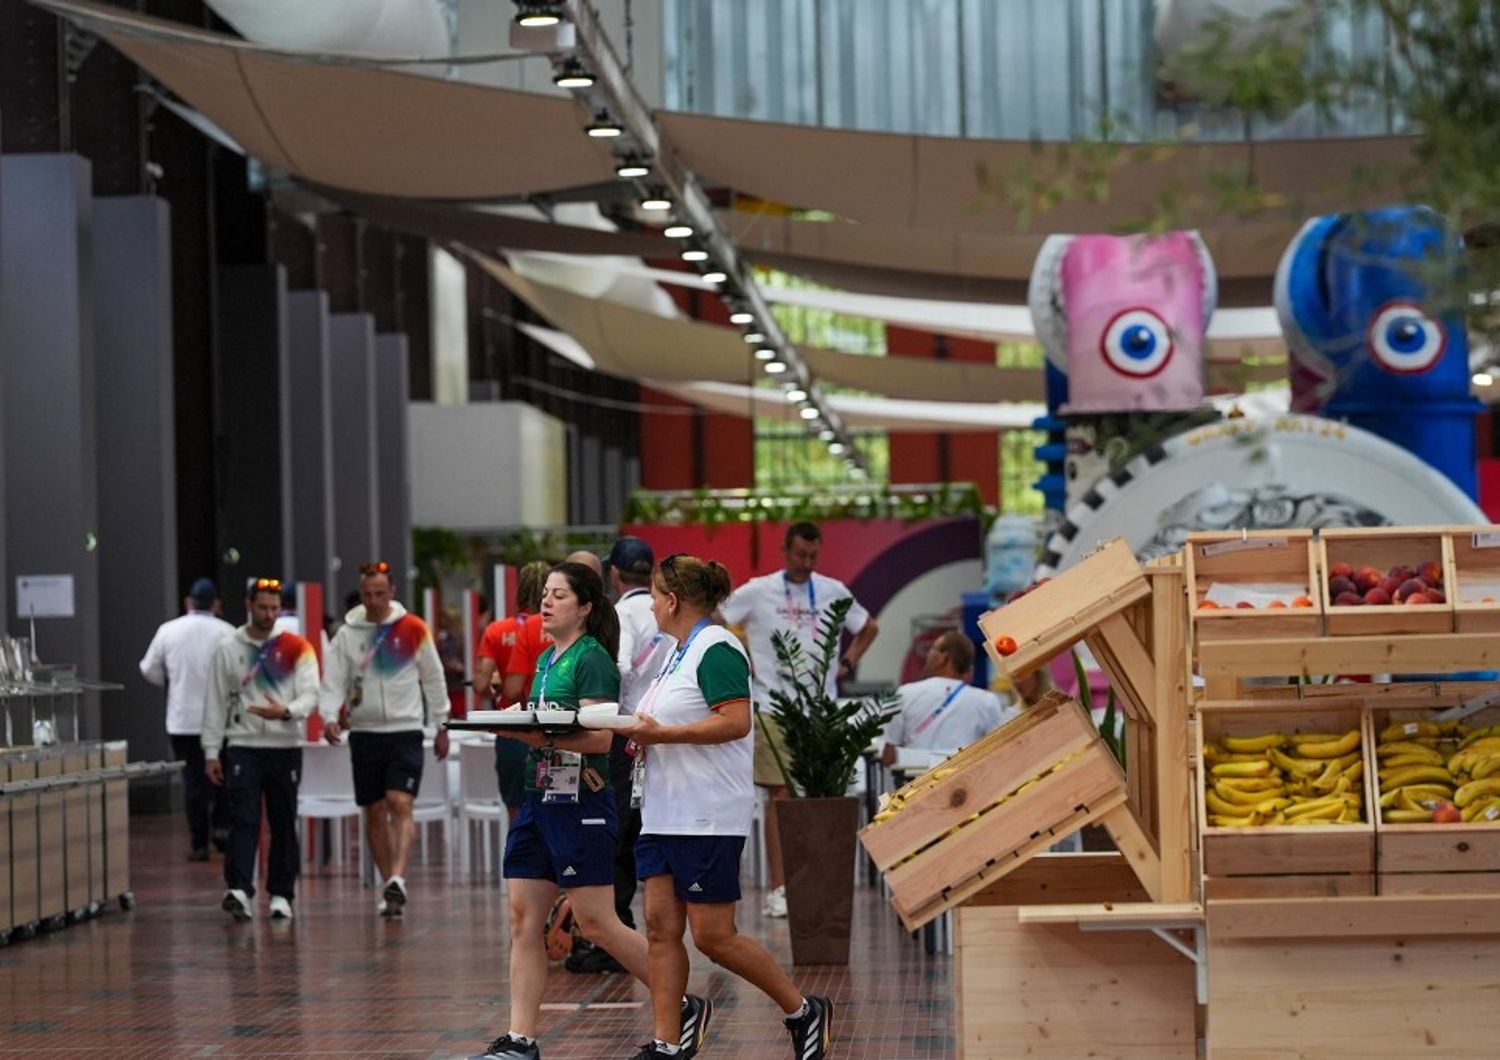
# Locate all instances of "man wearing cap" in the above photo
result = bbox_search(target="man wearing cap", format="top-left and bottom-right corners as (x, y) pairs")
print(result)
(140, 577), (235, 861)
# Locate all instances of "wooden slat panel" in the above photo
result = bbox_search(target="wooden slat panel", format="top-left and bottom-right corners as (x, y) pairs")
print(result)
(1015, 901), (1202, 927)
(1203, 873), (1374, 899)
(1377, 871), (1500, 895)
(1379, 827), (1500, 874)
(63, 750), (90, 915)
(1198, 631), (1500, 677)
(1151, 566), (1194, 903)
(1208, 894), (1500, 939)
(103, 742), (129, 901)
(6, 756), (39, 930)
(958, 906), (1197, 1059)
(1102, 802), (1162, 901)
(37, 754), (65, 921)
(965, 852), (1149, 906)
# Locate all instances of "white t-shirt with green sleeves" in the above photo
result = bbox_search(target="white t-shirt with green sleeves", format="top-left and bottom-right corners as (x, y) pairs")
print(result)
(636, 625), (754, 836)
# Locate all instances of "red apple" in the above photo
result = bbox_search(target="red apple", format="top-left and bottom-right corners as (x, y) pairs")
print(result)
(1330, 562), (1354, 580)
(1405, 592), (1432, 605)
(1419, 560), (1443, 585)
(1333, 591), (1365, 606)
(1363, 587), (1392, 605)
(1328, 575), (1358, 598)
(1433, 801), (1463, 824)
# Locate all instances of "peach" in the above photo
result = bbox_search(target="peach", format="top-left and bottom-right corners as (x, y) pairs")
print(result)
(1425, 587), (1445, 604)
(1363, 587), (1392, 605)
(1387, 564), (1414, 582)
(1198, 599), (1220, 610)
(1330, 562), (1354, 580)
(1405, 592), (1432, 605)
(1235, 601), (1255, 609)
(1353, 566), (1382, 592)
(1419, 560), (1443, 585)
(1328, 575), (1357, 598)
(1333, 591), (1365, 606)
(1433, 801), (1463, 824)
(1268, 600), (1288, 609)
(1378, 575), (1404, 597)
(1396, 578), (1427, 602)
(1291, 596), (1314, 608)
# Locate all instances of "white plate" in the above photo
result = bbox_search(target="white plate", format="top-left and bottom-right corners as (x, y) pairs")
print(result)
(578, 713), (636, 730)
(460, 709), (579, 727)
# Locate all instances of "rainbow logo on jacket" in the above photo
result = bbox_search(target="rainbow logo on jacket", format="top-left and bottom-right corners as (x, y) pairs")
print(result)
(249, 633), (316, 692)
(370, 615), (431, 676)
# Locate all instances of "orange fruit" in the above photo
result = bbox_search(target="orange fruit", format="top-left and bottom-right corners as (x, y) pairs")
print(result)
(1290, 596), (1314, 608)
(1198, 599), (1220, 610)
(1268, 600), (1287, 608)
(994, 635), (1018, 656)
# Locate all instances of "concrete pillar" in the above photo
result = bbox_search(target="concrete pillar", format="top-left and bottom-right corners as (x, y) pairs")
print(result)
(374, 333), (411, 593)
(328, 313), (378, 606)
(284, 290), (335, 600)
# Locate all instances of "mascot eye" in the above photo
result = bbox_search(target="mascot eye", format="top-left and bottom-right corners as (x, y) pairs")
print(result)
(1101, 308), (1174, 378)
(1369, 302), (1445, 374)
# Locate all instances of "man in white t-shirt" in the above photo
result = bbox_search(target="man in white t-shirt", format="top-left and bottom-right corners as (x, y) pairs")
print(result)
(139, 577), (235, 861)
(882, 629), (1017, 766)
(720, 521), (879, 917)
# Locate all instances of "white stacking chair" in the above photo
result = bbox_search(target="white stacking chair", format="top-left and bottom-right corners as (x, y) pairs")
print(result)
(414, 740), (453, 867)
(297, 742), (364, 871)
(457, 738), (508, 883)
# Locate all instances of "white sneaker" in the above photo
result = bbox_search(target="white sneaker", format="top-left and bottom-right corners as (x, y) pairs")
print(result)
(221, 888), (253, 921)
(763, 884), (787, 918)
(268, 895), (294, 920)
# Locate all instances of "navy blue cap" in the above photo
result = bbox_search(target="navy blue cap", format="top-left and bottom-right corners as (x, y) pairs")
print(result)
(606, 536), (654, 576)
(189, 578), (219, 605)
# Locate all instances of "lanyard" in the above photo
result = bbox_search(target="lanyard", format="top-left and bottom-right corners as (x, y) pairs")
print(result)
(536, 637), (582, 708)
(912, 682), (967, 736)
(637, 618), (713, 719)
(240, 634), (282, 689)
(358, 619), (398, 673)
(783, 572), (816, 623)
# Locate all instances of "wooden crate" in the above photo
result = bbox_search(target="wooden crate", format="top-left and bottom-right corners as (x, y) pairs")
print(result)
(978, 537), (1150, 680)
(36, 750), (65, 924)
(1197, 703), (1375, 890)
(6, 752), (40, 933)
(1185, 530), (1322, 642)
(63, 747), (90, 917)
(1370, 703), (1500, 894)
(102, 742), (129, 903)
(1319, 526), (1454, 636)
(1206, 896), (1500, 1057)
(860, 691), (1128, 930)
(1447, 528), (1500, 633)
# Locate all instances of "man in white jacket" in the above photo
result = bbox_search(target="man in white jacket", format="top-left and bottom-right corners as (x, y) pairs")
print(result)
(202, 578), (320, 921)
(320, 562), (448, 917)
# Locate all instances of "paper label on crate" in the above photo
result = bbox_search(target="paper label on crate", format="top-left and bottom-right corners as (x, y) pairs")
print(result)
(1199, 537), (1290, 557)
(1404, 722), (1421, 735)
(1472, 531), (1500, 550)
(1486, 805), (1500, 821)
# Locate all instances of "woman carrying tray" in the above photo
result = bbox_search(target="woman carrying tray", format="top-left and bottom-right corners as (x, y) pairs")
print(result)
(622, 554), (833, 1060)
(473, 562), (709, 1060)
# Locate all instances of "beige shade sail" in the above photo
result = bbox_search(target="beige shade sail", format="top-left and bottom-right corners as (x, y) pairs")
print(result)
(479, 257), (1048, 402)
(36, 0), (617, 198)
(660, 110), (1419, 237)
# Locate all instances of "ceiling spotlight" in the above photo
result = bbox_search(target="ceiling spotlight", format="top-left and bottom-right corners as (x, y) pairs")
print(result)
(681, 248), (709, 262)
(765, 360), (788, 374)
(728, 310), (754, 325)
(784, 388), (808, 403)
(702, 270), (728, 284)
(640, 190), (673, 211)
(514, 2), (563, 27)
(585, 111), (624, 138)
(615, 156), (651, 179)
(754, 347), (777, 361)
(552, 58), (594, 88)
(743, 332), (765, 344)
(829, 442), (846, 455)
(663, 224), (694, 239)
(1475, 371), (1495, 387)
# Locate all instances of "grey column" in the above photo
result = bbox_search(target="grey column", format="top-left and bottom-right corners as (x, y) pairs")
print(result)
(0, 154), (101, 735)
(374, 334), (411, 592)
(328, 313), (378, 605)
(93, 196), (177, 758)
(214, 265), (288, 619)
(284, 290), (335, 597)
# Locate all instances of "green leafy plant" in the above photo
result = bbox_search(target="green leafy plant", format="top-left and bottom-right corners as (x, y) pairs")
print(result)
(1071, 648), (1126, 768)
(758, 597), (900, 798)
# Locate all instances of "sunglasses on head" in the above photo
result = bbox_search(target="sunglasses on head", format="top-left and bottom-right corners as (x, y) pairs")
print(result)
(252, 578), (282, 592)
(359, 561), (391, 576)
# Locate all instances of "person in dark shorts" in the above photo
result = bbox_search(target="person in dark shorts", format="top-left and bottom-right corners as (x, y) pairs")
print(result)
(623, 554), (833, 1060)
(319, 562), (448, 917)
(473, 560), (551, 822)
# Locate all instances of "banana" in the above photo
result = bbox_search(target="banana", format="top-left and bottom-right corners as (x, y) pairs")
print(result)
(1289, 802), (1344, 822)
(1397, 788), (1443, 813)
(1377, 743), (1446, 764)
(1385, 752), (1447, 769)
(1337, 805), (1362, 823)
(1212, 760), (1272, 778)
(1384, 808), (1434, 823)
(1214, 782), (1284, 807)
(1455, 777), (1500, 808)
(1221, 732), (1287, 753)
(1268, 747), (1326, 777)
(1461, 798), (1500, 823)
(1380, 720), (1440, 742)
(1296, 730), (1360, 758)
(1437, 720), (1471, 737)
(1217, 776), (1284, 793)
(1459, 725), (1500, 749)
(1378, 764), (1455, 789)
(1471, 757), (1500, 781)
(1459, 737), (1500, 755)
(1206, 790), (1255, 816)
(1379, 783), (1453, 808)
(1345, 761), (1364, 783)
(1203, 745), (1268, 764)
(1309, 760), (1342, 792)
(1288, 732), (1342, 746)
(1284, 796), (1346, 818)
(1210, 812), (1264, 828)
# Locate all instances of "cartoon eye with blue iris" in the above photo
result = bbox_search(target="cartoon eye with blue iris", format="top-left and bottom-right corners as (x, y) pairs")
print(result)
(1368, 301), (1445, 375)
(1100, 308), (1174, 378)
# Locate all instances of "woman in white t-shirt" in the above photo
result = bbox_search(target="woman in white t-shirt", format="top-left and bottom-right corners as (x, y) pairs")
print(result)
(622, 554), (833, 1060)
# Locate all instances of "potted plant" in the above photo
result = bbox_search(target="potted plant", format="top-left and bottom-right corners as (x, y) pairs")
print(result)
(759, 597), (899, 964)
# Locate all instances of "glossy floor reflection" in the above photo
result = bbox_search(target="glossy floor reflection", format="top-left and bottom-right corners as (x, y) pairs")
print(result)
(0, 814), (954, 1058)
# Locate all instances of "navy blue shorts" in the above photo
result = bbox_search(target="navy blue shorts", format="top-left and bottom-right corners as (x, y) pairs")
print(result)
(348, 730), (424, 807)
(503, 789), (617, 887)
(636, 833), (745, 903)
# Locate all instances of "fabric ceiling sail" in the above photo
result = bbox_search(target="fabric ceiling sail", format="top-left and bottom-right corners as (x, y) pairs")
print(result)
(660, 110), (1418, 236)
(35, 0), (617, 199)
(478, 257), (1047, 402)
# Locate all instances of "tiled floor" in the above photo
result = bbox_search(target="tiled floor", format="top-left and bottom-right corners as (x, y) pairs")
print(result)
(0, 815), (954, 1058)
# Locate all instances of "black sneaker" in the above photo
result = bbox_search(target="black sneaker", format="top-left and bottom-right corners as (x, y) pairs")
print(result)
(565, 941), (626, 975)
(680, 994), (712, 1056)
(187, 847), (210, 863)
(786, 996), (833, 1060)
(471, 1033), (540, 1060)
(382, 876), (407, 916)
(629, 1043), (676, 1059)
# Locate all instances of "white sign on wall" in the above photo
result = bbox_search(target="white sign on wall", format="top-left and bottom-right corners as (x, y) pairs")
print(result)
(16, 574), (75, 618)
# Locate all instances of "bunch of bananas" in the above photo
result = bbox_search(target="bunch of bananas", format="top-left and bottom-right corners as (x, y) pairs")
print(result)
(1376, 720), (1500, 823)
(1204, 729), (1364, 826)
